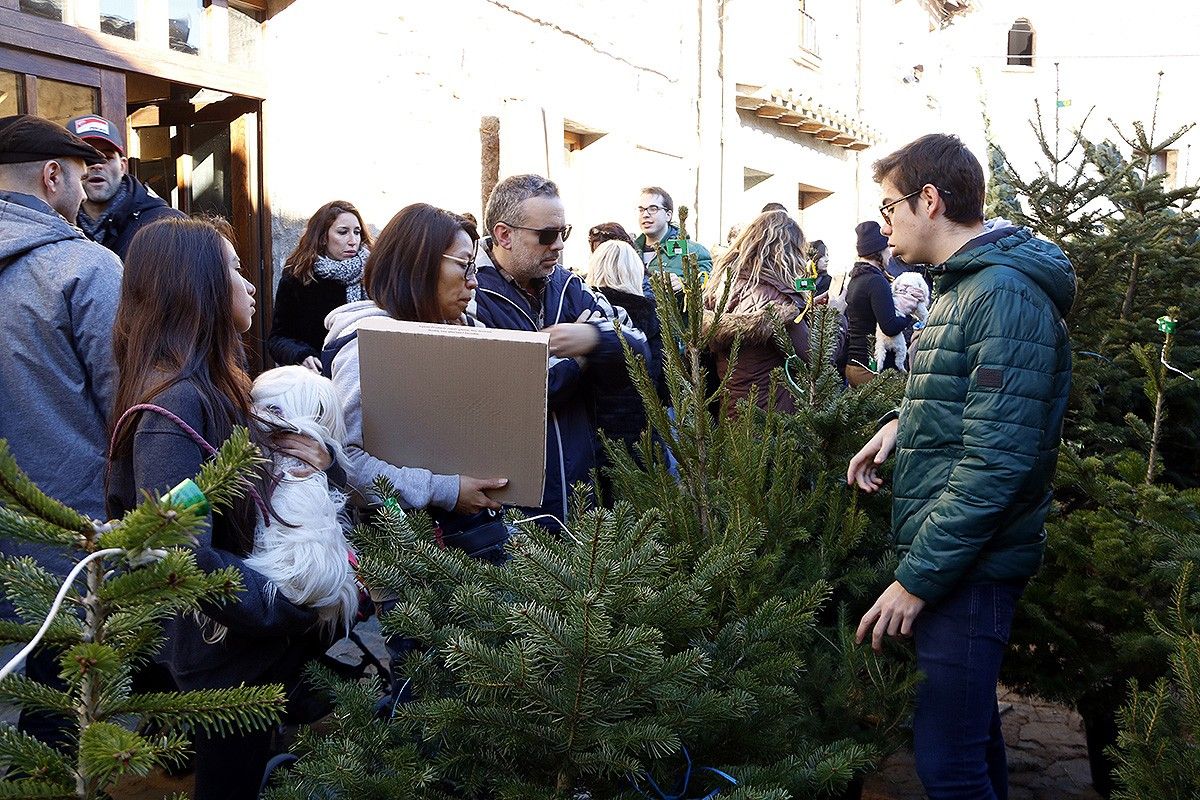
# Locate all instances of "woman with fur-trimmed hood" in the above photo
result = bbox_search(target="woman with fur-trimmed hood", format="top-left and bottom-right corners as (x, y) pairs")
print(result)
(703, 210), (811, 418)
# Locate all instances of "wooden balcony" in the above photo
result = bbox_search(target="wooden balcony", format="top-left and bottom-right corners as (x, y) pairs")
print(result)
(735, 84), (879, 151)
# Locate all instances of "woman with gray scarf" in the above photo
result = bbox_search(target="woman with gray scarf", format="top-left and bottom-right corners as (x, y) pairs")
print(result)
(268, 200), (373, 372)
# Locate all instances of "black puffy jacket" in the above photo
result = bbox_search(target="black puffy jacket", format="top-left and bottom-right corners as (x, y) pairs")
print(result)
(80, 174), (183, 260)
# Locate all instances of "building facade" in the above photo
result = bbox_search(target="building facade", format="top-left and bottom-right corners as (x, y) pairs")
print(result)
(13, 0), (1192, 364)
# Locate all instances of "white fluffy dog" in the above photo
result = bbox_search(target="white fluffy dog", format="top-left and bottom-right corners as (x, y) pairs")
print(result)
(245, 366), (358, 635)
(875, 271), (930, 373)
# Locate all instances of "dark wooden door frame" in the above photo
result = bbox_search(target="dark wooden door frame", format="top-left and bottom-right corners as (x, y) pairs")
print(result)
(0, 47), (126, 121)
(3, 5), (272, 370)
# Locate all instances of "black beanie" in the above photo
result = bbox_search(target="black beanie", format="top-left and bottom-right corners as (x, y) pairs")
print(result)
(855, 220), (888, 257)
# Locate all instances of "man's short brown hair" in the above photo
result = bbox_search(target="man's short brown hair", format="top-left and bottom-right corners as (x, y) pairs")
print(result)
(872, 133), (985, 225)
(640, 186), (673, 215)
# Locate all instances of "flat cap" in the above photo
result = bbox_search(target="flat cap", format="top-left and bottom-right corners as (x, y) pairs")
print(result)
(0, 114), (106, 166)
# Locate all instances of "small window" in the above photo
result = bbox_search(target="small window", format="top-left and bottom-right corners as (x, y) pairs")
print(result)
(1136, 149), (1179, 190)
(1007, 18), (1034, 67)
(100, 0), (138, 40)
(168, 0), (205, 55)
(563, 121), (605, 153)
(19, 0), (63, 22)
(799, 1), (819, 57)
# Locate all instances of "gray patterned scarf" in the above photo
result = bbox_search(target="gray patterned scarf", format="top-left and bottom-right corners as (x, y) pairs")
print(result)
(76, 177), (130, 244)
(313, 247), (369, 303)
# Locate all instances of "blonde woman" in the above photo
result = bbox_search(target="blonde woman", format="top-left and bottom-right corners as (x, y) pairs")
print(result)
(584, 239), (669, 461)
(702, 210), (811, 418)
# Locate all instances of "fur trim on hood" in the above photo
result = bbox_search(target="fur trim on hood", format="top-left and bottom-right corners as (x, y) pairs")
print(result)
(704, 297), (800, 347)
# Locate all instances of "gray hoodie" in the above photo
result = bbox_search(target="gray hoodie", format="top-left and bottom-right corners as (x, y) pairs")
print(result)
(322, 300), (460, 510)
(0, 191), (123, 584)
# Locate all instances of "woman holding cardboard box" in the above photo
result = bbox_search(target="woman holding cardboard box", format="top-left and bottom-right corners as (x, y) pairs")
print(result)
(323, 203), (507, 527)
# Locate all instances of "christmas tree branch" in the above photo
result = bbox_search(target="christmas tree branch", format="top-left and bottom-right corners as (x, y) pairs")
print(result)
(0, 441), (92, 535)
(104, 684), (287, 736)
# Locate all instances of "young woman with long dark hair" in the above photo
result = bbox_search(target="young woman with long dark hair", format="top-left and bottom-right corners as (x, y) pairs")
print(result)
(107, 215), (336, 800)
(268, 200), (373, 372)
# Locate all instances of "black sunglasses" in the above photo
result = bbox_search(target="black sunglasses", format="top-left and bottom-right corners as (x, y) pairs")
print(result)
(501, 222), (572, 246)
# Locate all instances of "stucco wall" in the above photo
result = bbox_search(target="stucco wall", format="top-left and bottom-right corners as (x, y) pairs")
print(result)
(922, 1), (1200, 200)
(262, 0), (708, 274)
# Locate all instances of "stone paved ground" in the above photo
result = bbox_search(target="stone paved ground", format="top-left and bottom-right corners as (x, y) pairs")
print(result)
(863, 687), (1103, 800)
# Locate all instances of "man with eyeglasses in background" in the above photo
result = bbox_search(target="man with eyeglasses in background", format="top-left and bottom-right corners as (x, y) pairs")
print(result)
(632, 186), (712, 291)
(847, 133), (1076, 799)
(471, 174), (649, 526)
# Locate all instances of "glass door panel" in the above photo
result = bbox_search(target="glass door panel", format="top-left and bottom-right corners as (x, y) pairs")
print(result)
(0, 71), (22, 116)
(35, 78), (98, 126)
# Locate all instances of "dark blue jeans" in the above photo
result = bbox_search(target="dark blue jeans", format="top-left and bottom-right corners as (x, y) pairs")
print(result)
(912, 581), (1023, 800)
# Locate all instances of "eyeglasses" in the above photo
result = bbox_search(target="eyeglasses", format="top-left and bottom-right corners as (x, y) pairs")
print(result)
(500, 222), (572, 245)
(879, 186), (951, 225)
(637, 205), (666, 216)
(443, 253), (478, 282)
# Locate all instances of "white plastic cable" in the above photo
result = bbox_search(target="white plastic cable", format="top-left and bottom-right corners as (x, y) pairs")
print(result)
(1162, 348), (1195, 381)
(0, 547), (124, 683)
(510, 514), (579, 544)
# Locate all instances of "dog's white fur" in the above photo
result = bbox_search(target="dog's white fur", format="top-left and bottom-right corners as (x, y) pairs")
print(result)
(875, 271), (930, 373)
(245, 366), (358, 635)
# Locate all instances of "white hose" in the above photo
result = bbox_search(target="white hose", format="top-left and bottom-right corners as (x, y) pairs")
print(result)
(0, 548), (125, 682)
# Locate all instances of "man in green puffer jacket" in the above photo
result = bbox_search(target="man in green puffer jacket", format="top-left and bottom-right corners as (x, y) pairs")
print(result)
(632, 186), (713, 286)
(847, 134), (1075, 800)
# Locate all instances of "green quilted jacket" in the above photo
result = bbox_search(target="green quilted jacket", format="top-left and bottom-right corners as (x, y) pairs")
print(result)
(634, 226), (713, 278)
(892, 225), (1076, 604)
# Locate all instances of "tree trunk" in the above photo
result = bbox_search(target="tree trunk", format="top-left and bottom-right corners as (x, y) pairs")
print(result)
(1120, 252), (1140, 321)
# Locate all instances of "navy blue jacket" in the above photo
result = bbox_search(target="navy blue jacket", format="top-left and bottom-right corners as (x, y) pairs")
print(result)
(107, 380), (326, 690)
(470, 243), (649, 521)
(79, 174), (183, 260)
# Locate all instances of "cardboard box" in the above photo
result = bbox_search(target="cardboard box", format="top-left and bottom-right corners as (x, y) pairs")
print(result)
(356, 318), (549, 508)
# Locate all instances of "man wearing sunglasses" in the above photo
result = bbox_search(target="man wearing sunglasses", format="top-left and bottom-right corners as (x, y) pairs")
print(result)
(632, 186), (712, 286)
(471, 174), (649, 526)
(847, 133), (1076, 799)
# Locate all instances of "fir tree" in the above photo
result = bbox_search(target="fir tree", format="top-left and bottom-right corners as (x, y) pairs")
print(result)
(1111, 560), (1200, 800)
(1003, 316), (1199, 794)
(270, 491), (811, 799)
(983, 80), (1200, 481)
(0, 430), (287, 800)
(269, 209), (917, 799)
(604, 210), (919, 794)
(986, 94), (1200, 775)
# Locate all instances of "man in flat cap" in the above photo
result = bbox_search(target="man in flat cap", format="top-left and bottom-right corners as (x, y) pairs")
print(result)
(65, 114), (181, 259)
(0, 114), (124, 748)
